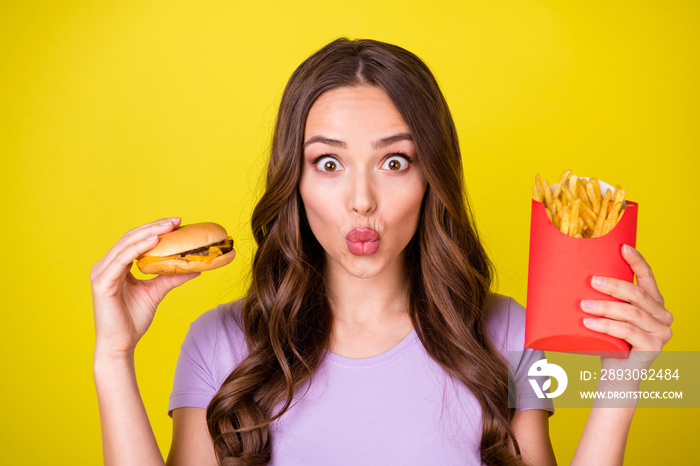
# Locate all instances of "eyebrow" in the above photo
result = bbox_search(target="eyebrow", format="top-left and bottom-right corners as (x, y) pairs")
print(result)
(372, 132), (413, 149)
(303, 136), (346, 149)
(303, 132), (413, 150)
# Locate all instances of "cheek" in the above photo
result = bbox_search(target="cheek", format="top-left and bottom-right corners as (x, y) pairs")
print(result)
(303, 199), (326, 232)
(299, 179), (339, 244)
(383, 183), (426, 241)
(402, 196), (424, 235)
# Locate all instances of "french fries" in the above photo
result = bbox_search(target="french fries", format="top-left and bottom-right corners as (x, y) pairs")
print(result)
(532, 170), (626, 238)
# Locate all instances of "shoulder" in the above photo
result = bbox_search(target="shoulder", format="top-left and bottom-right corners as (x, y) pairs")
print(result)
(178, 298), (248, 383)
(187, 298), (246, 343)
(483, 293), (527, 354)
(169, 299), (249, 414)
(484, 294), (555, 415)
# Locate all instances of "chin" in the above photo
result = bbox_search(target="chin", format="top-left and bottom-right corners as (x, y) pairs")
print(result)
(338, 255), (393, 279)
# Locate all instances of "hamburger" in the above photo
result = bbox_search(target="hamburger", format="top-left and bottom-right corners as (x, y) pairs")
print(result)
(136, 222), (235, 275)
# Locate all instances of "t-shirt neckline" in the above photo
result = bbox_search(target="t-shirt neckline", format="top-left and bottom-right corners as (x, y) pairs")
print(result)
(324, 329), (419, 368)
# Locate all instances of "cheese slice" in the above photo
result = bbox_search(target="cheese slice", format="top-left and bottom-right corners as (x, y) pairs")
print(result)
(137, 241), (230, 268)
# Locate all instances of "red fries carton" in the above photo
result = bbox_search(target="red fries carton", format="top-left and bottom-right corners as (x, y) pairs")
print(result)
(525, 182), (638, 357)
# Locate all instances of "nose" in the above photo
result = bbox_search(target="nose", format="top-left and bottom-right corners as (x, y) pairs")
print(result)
(348, 168), (377, 216)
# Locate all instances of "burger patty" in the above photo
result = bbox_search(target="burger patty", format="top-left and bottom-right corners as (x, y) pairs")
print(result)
(178, 237), (234, 257)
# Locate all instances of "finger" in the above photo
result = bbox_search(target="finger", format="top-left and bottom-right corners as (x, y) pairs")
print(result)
(92, 234), (162, 296)
(589, 275), (672, 327)
(123, 217), (181, 237)
(582, 317), (672, 352)
(143, 272), (201, 306)
(580, 299), (669, 335)
(93, 221), (188, 296)
(621, 244), (664, 305)
(108, 217), (181, 263)
(92, 218), (181, 279)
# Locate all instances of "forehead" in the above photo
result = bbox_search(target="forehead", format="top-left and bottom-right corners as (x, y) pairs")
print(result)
(304, 86), (410, 140)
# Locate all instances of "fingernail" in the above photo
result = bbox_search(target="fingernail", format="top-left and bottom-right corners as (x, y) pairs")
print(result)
(167, 217), (180, 222)
(146, 235), (158, 242)
(583, 317), (598, 328)
(623, 244), (635, 255)
(592, 276), (606, 287)
(581, 300), (595, 311)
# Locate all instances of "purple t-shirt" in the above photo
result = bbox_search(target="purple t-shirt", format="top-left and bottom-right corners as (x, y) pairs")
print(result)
(169, 294), (553, 465)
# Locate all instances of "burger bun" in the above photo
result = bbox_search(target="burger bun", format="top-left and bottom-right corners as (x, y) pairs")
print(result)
(136, 222), (235, 275)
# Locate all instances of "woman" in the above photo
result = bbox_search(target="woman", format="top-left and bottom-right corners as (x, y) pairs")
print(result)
(92, 38), (673, 465)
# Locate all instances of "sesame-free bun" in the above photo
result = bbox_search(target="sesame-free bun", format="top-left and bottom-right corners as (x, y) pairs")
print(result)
(136, 222), (235, 275)
(138, 250), (235, 275)
(143, 222), (227, 257)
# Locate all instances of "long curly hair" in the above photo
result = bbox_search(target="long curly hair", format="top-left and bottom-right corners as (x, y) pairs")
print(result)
(206, 38), (522, 465)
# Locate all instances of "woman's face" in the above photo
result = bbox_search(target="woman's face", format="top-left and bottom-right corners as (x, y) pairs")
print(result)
(299, 85), (427, 280)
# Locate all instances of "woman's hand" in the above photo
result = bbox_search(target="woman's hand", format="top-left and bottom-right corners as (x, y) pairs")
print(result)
(91, 218), (200, 359)
(579, 244), (673, 387)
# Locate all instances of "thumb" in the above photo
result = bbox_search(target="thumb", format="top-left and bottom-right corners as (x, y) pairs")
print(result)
(144, 272), (201, 305)
(622, 245), (663, 304)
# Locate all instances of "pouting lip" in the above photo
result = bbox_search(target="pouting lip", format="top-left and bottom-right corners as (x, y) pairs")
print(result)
(346, 227), (380, 243)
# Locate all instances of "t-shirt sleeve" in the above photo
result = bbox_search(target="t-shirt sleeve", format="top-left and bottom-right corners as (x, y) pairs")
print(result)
(168, 302), (246, 416)
(485, 294), (555, 416)
(511, 347), (554, 414)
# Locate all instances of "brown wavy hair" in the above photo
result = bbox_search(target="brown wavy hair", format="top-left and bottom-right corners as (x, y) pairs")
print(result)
(206, 38), (523, 465)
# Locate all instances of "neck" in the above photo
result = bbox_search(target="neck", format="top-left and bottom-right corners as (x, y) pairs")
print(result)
(324, 254), (414, 358)
(326, 260), (410, 325)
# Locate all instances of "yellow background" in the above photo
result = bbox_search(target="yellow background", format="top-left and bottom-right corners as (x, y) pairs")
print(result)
(1, 0), (697, 463)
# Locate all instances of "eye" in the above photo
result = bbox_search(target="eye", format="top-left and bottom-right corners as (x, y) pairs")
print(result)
(381, 154), (411, 172)
(314, 155), (344, 173)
